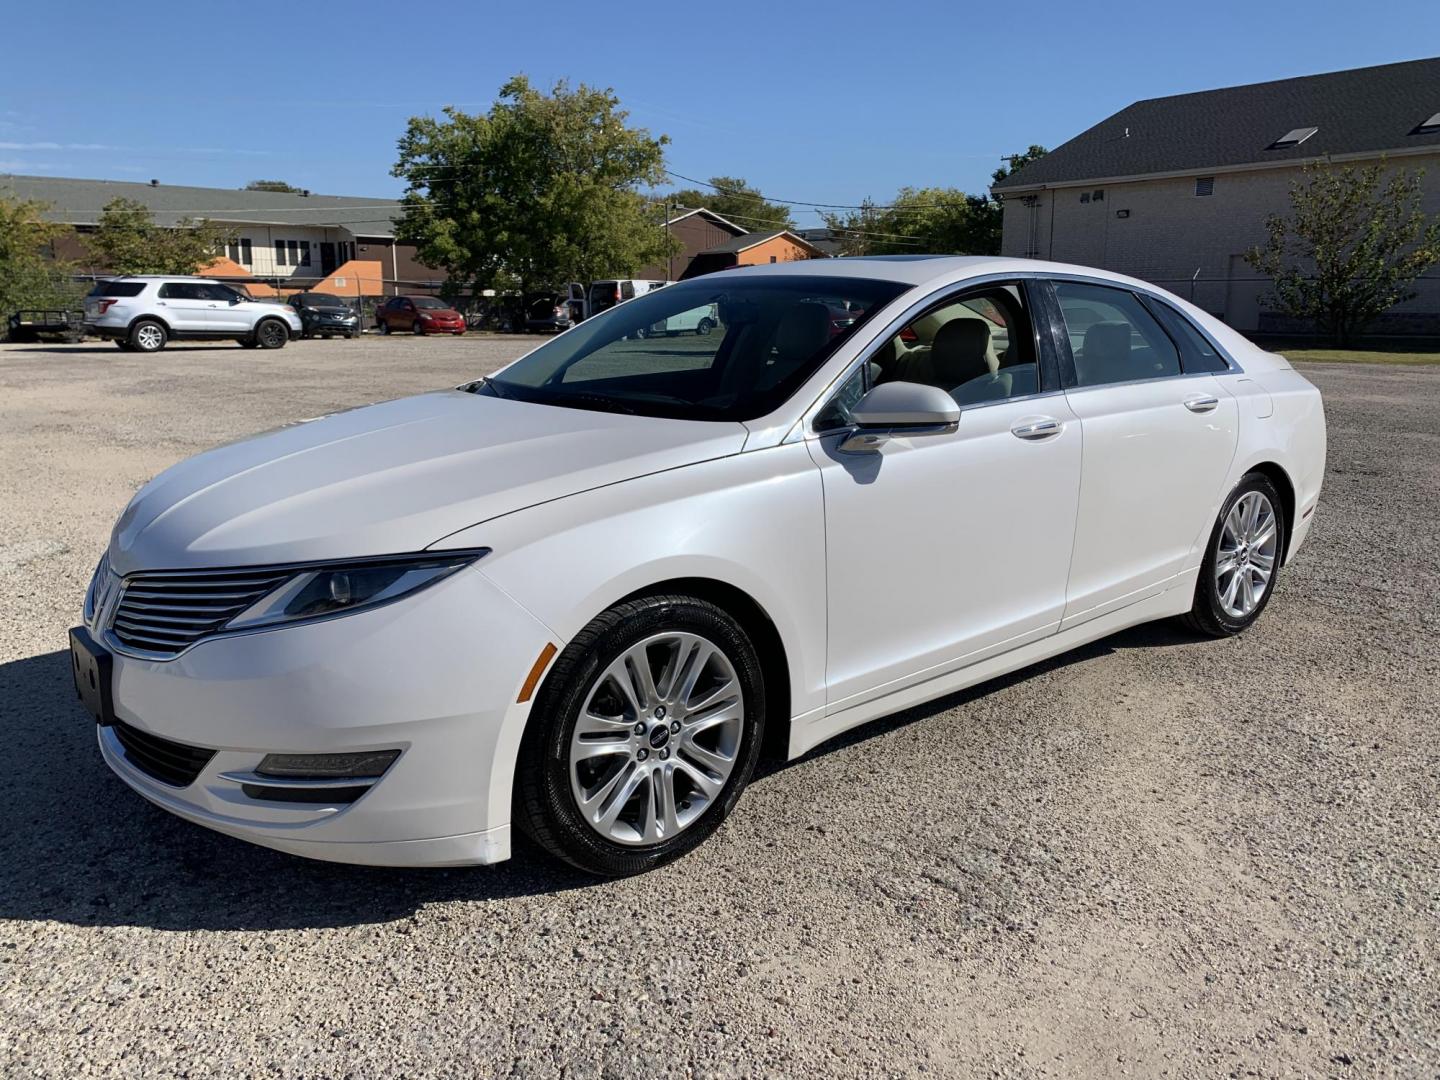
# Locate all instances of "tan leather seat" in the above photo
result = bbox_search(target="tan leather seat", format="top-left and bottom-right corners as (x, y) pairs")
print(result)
(759, 302), (831, 390)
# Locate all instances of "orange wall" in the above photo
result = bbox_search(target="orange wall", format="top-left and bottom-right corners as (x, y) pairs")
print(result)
(735, 236), (817, 267)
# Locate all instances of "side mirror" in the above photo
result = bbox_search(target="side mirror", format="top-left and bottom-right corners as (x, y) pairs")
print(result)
(230, 295), (244, 304)
(839, 381), (960, 453)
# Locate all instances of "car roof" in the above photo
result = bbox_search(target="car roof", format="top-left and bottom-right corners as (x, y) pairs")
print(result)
(694, 255), (1171, 292)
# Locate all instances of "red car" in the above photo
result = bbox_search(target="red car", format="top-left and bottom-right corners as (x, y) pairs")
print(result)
(375, 296), (466, 336)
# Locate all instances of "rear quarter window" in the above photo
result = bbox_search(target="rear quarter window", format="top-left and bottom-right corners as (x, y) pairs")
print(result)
(88, 281), (146, 298)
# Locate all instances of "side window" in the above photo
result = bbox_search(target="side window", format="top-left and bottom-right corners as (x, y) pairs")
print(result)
(158, 283), (202, 300)
(1054, 282), (1182, 387)
(620, 282), (636, 300)
(814, 364), (868, 431)
(870, 283), (1039, 407)
(1142, 297), (1229, 373)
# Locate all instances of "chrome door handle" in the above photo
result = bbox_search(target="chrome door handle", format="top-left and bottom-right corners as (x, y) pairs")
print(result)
(1184, 395), (1219, 413)
(1011, 417), (1063, 441)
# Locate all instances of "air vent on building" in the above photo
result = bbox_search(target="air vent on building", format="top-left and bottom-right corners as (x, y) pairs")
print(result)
(1268, 126), (1318, 149)
(1093, 189), (1105, 201)
(1413, 112), (1440, 135)
(1195, 176), (1215, 196)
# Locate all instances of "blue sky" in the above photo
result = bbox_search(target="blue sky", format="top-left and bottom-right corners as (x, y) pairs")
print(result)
(3, 0), (1438, 226)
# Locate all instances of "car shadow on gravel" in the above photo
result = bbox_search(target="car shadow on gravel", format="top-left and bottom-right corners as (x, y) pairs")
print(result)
(0, 622), (1201, 932)
(0, 650), (597, 933)
(755, 619), (1201, 777)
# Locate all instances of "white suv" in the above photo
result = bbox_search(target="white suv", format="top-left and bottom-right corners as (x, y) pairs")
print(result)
(84, 277), (303, 353)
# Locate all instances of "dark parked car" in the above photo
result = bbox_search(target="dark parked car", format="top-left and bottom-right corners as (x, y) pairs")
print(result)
(375, 296), (466, 336)
(523, 292), (575, 334)
(287, 293), (360, 339)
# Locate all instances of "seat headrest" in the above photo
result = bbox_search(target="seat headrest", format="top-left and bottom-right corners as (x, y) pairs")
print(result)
(930, 318), (992, 386)
(774, 302), (831, 360)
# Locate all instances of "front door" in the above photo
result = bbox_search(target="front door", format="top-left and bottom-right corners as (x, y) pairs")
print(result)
(320, 242), (337, 276)
(1049, 279), (1240, 628)
(811, 280), (1083, 709)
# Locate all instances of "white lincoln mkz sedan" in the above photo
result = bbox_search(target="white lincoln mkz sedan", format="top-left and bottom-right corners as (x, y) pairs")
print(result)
(72, 257), (1326, 877)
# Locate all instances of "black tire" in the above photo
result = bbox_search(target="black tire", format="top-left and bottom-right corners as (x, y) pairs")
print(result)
(378, 320), (390, 335)
(1181, 472), (1286, 638)
(516, 594), (767, 878)
(254, 318), (288, 350)
(696, 318), (715, 336)
(128, 319), (167, 353)
(412, 319), (425, 336)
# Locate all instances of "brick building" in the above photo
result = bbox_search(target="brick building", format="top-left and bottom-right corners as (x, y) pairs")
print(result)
(993, 57), (1440, 336)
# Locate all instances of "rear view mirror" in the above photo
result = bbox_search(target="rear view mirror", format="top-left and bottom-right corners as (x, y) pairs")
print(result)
(840, 381), (959, 453)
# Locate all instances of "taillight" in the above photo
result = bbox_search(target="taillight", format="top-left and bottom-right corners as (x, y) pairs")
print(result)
(95, 299), (119, 315)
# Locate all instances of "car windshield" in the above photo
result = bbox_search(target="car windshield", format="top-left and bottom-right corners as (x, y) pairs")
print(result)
(477, 274), (907, 421)
(298, 293), (343, 307)
(411, 297), (448, 309)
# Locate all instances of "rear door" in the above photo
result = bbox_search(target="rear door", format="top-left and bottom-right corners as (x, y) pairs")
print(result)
(155, 283), (211, 332)
(1046, 279), (1239, 629)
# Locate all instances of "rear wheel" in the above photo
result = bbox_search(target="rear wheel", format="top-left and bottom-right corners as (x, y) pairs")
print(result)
(516, 594), (765, 877)
(128, 320), (167, 353)
(696, 318), (715, 336)
(412, 319), (425, 336)
(1182, 473), (1285, 637)
(378, 319), (390, 335)
(254, 318), (288, 350)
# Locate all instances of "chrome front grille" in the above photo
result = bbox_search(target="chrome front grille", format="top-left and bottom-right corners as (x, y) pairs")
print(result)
(109, 567), (292, 656)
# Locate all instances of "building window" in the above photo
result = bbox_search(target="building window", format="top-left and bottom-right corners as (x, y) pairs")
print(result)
(299, 240), (311, 267)
(274, 240), (288, 267)
(226, 239), (253, 265)
(1080, 192), (1091, 204)
(1092, 189), (1104, 202)
(1195, 176), (1215, 197)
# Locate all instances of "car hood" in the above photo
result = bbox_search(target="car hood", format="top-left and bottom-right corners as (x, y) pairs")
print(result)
(109, 391), (748, 574)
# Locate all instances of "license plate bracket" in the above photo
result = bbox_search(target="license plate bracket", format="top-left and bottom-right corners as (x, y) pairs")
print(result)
(69, 625), (115, 726)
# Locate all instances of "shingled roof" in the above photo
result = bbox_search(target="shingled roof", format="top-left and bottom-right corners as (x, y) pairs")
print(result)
(994, 56), (1440, 192)
(0, 174), (402, 236)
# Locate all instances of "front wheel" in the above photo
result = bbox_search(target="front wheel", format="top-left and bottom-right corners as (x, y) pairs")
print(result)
(254, 319), (289, 350)
(516, 594), (766, 877)
(377, 320), (390, 335)
(1182, 473), (1286, 637)
(696, 317), (715, 336)
(412, 320), (425, 336)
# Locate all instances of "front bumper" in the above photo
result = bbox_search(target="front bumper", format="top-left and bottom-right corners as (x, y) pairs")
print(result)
(93, 564), (555, 867)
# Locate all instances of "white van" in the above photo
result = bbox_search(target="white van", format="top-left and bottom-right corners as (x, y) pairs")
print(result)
(586, 279), (668, 317)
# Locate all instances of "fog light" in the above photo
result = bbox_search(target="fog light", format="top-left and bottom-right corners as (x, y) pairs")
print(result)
(256, 750), (400, 779)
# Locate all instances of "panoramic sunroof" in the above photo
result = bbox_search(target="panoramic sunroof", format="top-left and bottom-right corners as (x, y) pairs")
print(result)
(1268, 126), (1319, 149)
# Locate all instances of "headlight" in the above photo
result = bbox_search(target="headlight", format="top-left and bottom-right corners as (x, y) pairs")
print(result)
(226, 551), (486, 631)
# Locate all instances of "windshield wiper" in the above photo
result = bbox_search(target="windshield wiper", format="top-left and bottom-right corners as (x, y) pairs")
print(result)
(546, 391), (639, 415)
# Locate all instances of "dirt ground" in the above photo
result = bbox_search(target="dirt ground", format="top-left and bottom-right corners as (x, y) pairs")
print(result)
(0, 335), (1436, 1078)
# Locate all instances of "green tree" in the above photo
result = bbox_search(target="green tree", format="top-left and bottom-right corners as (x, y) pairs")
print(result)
(1246, 160), (1440, 345)
(245, 179), (305, 193)
(823, 187), (998, 256)
(991, 144), (1049, 187)
(665, 176), (794, 232)
(87, 198), (234, 276)
(0, 196), (82, 317)
(392, 75), (674, 296)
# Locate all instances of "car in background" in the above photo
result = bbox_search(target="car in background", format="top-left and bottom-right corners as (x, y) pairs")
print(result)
(375, 296), (466, 336)
(287, 293), (360, 339)
(639, 302), (718, 337)
(586, 279), (666, 318)
(83, 277), (301, 353)
(524, 292), (575, 334)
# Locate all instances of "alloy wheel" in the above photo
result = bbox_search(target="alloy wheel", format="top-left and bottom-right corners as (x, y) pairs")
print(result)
(1215, 491), (1278, 619)
(135, 324), (164, 351)
(568, 632), (744, 847)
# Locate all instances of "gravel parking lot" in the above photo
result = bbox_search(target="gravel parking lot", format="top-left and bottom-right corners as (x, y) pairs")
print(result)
(0, 336), (1436, 1078)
